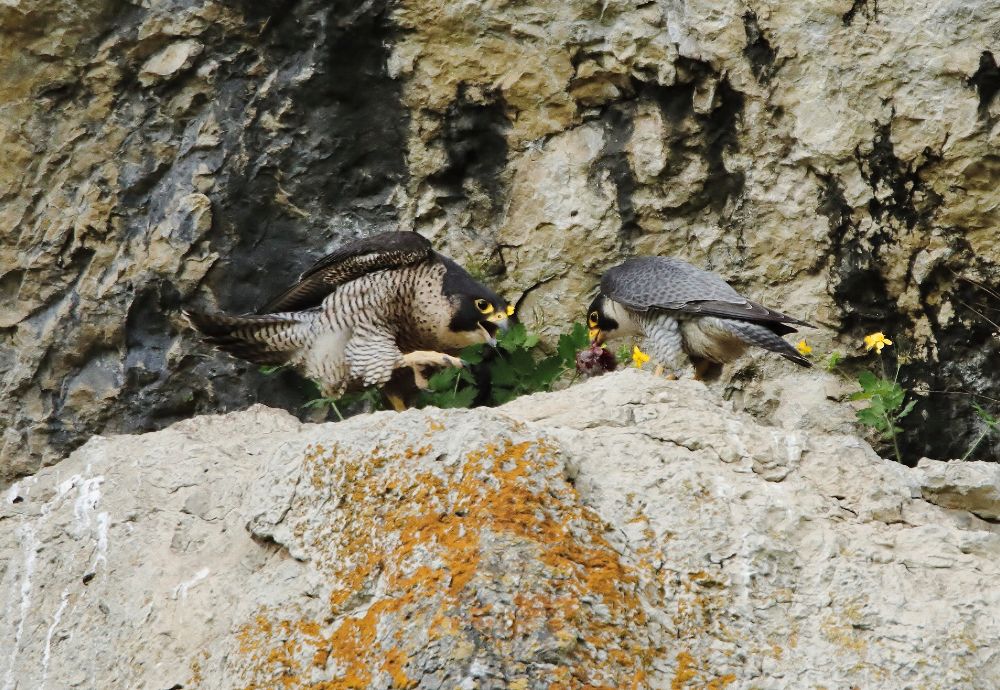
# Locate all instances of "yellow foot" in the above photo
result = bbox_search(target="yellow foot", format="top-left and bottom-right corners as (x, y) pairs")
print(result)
(401, 350), (465, 389)
(386, 392), (407, 412)
(652, 364), (677, 380)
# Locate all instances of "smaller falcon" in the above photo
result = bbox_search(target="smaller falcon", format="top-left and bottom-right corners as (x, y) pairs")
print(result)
(186, 231), (510, 408)
(586, 256), (813, 379)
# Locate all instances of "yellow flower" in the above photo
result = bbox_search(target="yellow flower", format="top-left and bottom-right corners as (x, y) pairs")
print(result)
(863, 332), (893, 354)
(632, 345), (650, 369)
(506, 303), (515, 317)
(796, 339), (812, 356)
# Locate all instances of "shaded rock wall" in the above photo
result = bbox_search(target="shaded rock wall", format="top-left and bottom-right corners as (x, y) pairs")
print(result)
(2, 0), (999, 481)
(3, 371), (999, 688)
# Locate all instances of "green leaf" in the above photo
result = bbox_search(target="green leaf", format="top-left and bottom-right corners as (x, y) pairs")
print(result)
(532, 356), (565, 389)
(973, 403), (999, 429)
(857, 370), (879, 393)
(460, 344), (485, 364)
(825, 352), (843, 371)
(431, 386), (477, 409)
(856, 407), (885, 430)
(490, 387), (517, 405)
(523, 333), (540, 349)
(858, 410), (891, 434)
(259, 364), (288, 376)
(507, 347), (536, 373)
(882, 384), (905, 412)
(500, 322), (528, 349)
(557, 323), (589, 365)
(867, 395), (887, 416)
(897, 398), (917, 420)
(490, 359), (518, 387)
(302, 396), (337, 409)
(426, 368), (461, 391)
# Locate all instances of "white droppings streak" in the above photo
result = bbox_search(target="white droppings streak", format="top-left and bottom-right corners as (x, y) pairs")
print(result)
(3, 525), (37, 690)
(73, 475), (105, 531)
(3, 467), (109, 687)
(93, 512), (110, 570)
(172, 568), (210, 600)
(56, 475), (80, 498)
(40, 588), (70, 690)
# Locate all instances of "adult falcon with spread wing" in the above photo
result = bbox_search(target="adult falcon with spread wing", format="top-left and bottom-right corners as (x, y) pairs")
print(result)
(586, 256), (813, 379)
(186, 232), (511, 408)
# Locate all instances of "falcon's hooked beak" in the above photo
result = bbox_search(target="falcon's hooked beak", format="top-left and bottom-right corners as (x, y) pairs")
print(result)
(480, 308), (511, 347)
(589, 327), (605, 346)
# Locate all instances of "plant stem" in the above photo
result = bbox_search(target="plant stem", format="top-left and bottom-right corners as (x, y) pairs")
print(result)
(884, 408), (902, 463)
(961, 429), (990, 461)
(330, 400), (344, 422)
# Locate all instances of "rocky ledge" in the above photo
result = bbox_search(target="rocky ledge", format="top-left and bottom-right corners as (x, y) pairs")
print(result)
(2, 370), (998, 689)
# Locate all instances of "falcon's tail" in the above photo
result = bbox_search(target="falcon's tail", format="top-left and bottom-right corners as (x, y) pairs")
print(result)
(723, 320), (812, 368)
(184, 310), (309, 365)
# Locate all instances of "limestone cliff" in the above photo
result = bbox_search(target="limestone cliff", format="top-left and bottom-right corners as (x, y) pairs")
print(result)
(2, 0), (998, 481)
(2, 371), (999, 688)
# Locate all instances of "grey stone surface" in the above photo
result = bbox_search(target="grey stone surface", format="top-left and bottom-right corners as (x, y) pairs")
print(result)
(3, 371), (999, 688)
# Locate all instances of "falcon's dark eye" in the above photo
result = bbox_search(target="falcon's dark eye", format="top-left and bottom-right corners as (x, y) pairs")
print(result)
(588, 311), (599, 327)
(475, 298), (494, 315)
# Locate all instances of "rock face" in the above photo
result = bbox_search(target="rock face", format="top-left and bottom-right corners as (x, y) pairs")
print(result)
(3, 371), (999, 688)
(2, 0), (998, 480)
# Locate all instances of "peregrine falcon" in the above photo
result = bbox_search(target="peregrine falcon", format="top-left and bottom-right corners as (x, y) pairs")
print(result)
(587, 256), (813, 379)
(186, 232), (510, 407)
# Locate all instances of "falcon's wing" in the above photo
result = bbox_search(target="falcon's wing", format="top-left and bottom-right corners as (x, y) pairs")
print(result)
(601, 256), (813, 329)
(260, 231), (433, 313)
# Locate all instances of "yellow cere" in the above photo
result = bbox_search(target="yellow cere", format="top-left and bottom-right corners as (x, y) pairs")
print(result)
(631, 345), (650, 369)
(863, 332), (892, 353)
(796, 339), (812, 356)
(588, 328), (600, 342)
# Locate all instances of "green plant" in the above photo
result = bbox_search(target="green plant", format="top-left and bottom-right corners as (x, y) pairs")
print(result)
(418, 322), (590, 408)
(297, 322), (593, 419)
(962, 404), (999, 461)
(259, 364), (290, 376)
(303, 388), (384, 421)
(850, 333), (914, 464)
(824, 351), (843, 371)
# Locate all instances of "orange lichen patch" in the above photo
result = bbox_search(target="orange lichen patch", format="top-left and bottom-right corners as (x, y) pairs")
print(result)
(231, 423), (661, 688)
(670, 650), (736, 690)
(381, 648), (414, 689)
(672, 651), (697, 689)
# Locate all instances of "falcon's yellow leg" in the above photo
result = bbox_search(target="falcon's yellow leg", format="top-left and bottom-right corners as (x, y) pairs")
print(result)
(401, 350), (465, 389)
(386, 392), (407, 412)
(652, 364), (677, 380)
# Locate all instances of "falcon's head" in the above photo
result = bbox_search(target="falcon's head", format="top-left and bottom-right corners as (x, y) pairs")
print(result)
(586, 294), (640, 346)
(440, 257), (511, 348)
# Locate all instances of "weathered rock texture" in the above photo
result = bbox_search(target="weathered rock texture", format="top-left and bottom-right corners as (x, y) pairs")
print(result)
(3, 371), (999, 688)
(2, 0), (999, 480)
